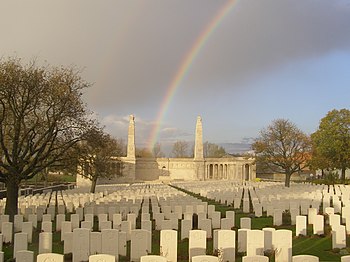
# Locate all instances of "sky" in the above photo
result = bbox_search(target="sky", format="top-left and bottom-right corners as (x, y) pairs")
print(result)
(1, 0), (350, 152)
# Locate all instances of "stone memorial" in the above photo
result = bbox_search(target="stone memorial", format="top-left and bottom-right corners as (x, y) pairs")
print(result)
(296, 216), (307, 236)
(192, 255), (219, 262)
(38, 232), (52, 254)
(240, 217), (251, 229)
(189, 230), (207, 261)
(72, 228), (90, 262)
(247, 230), (264, 256)
(89, 254), (116, 262)
(13, 233), (28, 258)
(273, 230), (292, 262)
(292, 255), (319, 262)
(242, 255), (269, 262)
(217, 230), (235, 262)
(140, 255), (167, 262)
(90, 232), (102, 255)
(101, 229), (119, 258)
(15, 250), (34, 262)
(37, 253), (64, 262)
(131, 229), (152, 262)
(160, 230), (177, 262)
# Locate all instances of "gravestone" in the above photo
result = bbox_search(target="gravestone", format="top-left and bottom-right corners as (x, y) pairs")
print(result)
(273, 230), (292, 262)
(89, 254), (115, 262)
(119, 231), (127, 257)
(296, 216), (307, 236)
(101, 229), (119, 258)
(41, 221), (52, 232)
(141, 220), (152, 232)
(160, 230), (177, 262)
(22, 221), (33, 243)
(225, 211), (235, 227)
(2, 222), (13, 243)
(329, 214), (341, 228)
(113, 213), (122, 230)
(28, 214), (38, 229)
(90, 232), (102, 255)
(38, 232), (52, 254)
(240, 217), (251, 229)
(63, 232), (73, 254)
(37, 253), (64, 262)
(189, 230), (207, 261)
(14, 214), (23, 232)
(198, 219), (212, 238)
(332, 225), (346, 249)
(61, 221), (72, 241)
(247, 230), (264, 256)
(211, 211), (221, 229)
(131, 229), (152, 262)
(242, 255), (269, 262)
(140, 255), (167, 262)
(121, 221), (132, 241)
(70, 214), (80, 230)
(313, 215), (324, 235)
(72, 228), (90, 262)
(13, 233), (28, 258)
(181, 219), (192, 240)
(217, 230), (235, 262)
(56, 214), (65, 232)
(192, 255), (219, 262)
(15, 250), (34, 262)
(273, 209), (283, 226)
(292, 255), (319, 262)
(308, 208), (317, 225)
(238, 229), (249, 253)
(262, 228), (275, 251)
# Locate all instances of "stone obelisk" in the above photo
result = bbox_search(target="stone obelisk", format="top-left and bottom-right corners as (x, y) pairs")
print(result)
(125, 114), (136, 181)
(127, 115), (136, 159)
(194, 116), (204, 159)
(194, 116), (205, 180)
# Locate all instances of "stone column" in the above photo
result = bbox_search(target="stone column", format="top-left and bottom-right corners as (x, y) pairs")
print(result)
(127, 115), (136, 159)
(124, 114), (136, 181)
(194, 116), (205, 180)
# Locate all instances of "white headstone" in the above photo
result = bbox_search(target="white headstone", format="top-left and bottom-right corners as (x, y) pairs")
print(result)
(160, 230), (177, 262)
(131, 229), (152, 262)
(15, 250), (34, 262)
(217, 230), (235, 262)
(2, 222), (13, 243)
(332, 225), (346, 249)
(292, 255), (319, 262)
(240, 217), (251, 229)
(72, 228), (90, 262)
(262, 228), (275, 251)
(41, 221), (52, 232)
(21, 221), (33, 243)
(273, 230), (292, 262)
(90, 232), (102, 255)
(37, 253), (64, 262)
(247, 230), (264, 256)
(192, 255), (219, 262)
(101, 229), (119, 258)
(238, 229), (249, 253)
(313, 215), (324, 235)
(242, 255), (269, 262)
(181, 219), (192, 240)
(89, 254), (115, 262)
(273, 209), (283, 226)
(189, 230), (207, 261)
(13, 233), (28, 258)
(140, 255), (167, 262)
(63, 232), (73, 254)
(119, 231), (127, 257)
(38, 232), (52, 254)
(296, 216), (307, 236)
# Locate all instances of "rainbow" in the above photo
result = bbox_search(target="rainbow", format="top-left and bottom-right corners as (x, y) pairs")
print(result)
(147, 0), (238, 150)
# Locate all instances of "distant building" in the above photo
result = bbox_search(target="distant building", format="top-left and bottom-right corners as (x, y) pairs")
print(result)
(77, 115), (256, 187)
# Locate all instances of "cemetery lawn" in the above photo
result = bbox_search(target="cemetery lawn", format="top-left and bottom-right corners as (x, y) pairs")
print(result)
(3, 184), (349, 262)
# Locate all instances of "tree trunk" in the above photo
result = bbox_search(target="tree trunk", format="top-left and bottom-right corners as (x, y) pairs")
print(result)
(341, 167), (346, 184)
(285, 172), (292, 187)
(90, 177), (97, 193)
(5, 178), (19, 222)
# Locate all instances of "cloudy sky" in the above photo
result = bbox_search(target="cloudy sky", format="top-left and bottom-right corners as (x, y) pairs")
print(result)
(1, 0), (350, 150)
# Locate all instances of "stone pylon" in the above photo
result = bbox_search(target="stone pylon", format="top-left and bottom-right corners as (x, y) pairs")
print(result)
(127, 115), (136, 159)
(194, 116), (205, 180)
(124, 114), (136, 181)
(194, 116), (204, 160)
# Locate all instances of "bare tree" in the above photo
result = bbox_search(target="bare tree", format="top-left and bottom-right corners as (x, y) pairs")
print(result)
(152, 142), (165, 157)
(0, 58), (91, 220)
(172, 140), (189, 158)
(252, 119), (311, 187)
(203, 141), (226, 158)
